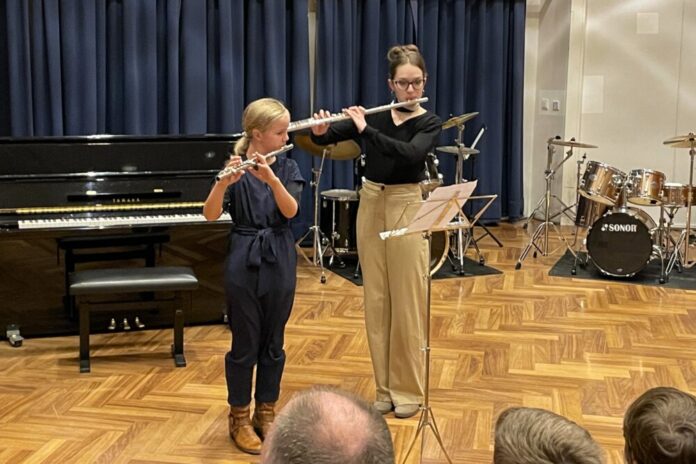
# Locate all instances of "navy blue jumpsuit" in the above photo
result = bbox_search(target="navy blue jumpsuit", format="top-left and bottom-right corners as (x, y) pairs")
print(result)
(222, 155), (304, 406)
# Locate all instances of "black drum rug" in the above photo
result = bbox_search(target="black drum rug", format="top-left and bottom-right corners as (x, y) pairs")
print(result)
(549, 250), (696, 290)
(325, 254), (502, 287)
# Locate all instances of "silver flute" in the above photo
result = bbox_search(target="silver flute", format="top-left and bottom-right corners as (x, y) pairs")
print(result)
(215, 144), (294, 181)
(287, 97), (428, 133)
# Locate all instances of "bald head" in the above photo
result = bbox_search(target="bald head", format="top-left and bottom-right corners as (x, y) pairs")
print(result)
(261, 387), (394, 464)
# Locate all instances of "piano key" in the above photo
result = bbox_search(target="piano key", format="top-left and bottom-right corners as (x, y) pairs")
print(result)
(18, 212), (232, 230)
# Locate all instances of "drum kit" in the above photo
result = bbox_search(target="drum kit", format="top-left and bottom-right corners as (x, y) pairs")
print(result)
(433, 112), (504, 275)
(293, 133), (361, 283)
(294, 109), (500, 282)
(516, 131), (696, 283)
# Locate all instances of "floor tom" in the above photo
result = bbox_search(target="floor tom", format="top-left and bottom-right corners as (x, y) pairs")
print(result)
(320, 189), (359, 254)
(575, 195), (609, 228)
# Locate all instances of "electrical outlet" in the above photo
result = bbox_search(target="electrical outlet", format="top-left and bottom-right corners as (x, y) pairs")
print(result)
(552, 100), (561, 111)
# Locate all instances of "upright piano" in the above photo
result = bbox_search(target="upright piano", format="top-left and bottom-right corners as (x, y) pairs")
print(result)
(0, 134), (237, 339)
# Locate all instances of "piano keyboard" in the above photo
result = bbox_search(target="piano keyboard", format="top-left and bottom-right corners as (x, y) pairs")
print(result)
(18, 212), (232, 230)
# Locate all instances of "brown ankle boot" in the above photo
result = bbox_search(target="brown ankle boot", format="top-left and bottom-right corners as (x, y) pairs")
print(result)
(252, 401), (276, 440)
(228, 405), (262, 454)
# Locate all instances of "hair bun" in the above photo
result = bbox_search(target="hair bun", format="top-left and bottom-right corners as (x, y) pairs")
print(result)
(387, 44), (420, 62)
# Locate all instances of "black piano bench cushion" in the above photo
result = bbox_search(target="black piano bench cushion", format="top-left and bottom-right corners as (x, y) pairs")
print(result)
(69, 266), (199, 295)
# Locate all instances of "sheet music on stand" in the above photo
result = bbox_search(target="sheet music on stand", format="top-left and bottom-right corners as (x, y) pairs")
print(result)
(380, 181), (478, 240)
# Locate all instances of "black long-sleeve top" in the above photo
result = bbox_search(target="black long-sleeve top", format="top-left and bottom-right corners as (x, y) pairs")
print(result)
(311, 109), (442, 184)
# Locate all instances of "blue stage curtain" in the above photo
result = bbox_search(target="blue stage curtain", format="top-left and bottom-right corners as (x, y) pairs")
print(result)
(315, 0), (525, 220)
(0, 0), (310, 138)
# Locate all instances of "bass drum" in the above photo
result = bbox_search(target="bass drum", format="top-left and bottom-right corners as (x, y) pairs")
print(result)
(429, 231), (449, 276)
(586, 208), (656, 277)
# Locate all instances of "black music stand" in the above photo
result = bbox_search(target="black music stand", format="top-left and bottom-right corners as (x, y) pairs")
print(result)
(380, 183), (495, 464)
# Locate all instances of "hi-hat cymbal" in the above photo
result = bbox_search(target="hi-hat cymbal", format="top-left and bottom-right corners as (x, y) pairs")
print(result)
(436, 145), (480, 156)
(548, 138), (598, 148)
(441, 112), (479, 129)
(294, 133), (360, 160)
(663, 133), (696, 148)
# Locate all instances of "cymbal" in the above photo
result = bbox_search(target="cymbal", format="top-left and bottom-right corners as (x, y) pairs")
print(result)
(548, 138), (598, 148)
(663, 133), (696, 148)
(441, 112), (479, 129)
(436, 145), (480, 156)
(293, 133), (360, 160)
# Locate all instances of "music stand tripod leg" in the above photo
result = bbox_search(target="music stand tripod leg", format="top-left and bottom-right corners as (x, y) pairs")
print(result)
(401, 231), (453, 464)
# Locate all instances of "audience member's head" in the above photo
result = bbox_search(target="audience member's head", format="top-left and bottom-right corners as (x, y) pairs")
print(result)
(623, 386), (696, 464)
(494, 406), (604, 464)
(261, 386), (394, 464)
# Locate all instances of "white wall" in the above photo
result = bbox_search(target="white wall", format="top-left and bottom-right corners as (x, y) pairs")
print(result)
(524, 0), (572, 218)
(524, 0), (696, 225)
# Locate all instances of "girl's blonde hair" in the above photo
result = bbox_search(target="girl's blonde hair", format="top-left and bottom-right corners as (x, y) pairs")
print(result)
(233, 98), (289, 156)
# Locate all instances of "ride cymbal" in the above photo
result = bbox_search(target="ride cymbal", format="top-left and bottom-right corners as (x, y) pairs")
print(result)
(441, 112), (479, 129)
(293, 133), (360, 160)
(663, 133), (696, 148)
(548, 139), (598, 148)
(436, 145), (480, 156)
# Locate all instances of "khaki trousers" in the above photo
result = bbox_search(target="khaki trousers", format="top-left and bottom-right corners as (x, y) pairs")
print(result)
(357, 180), (426, 406)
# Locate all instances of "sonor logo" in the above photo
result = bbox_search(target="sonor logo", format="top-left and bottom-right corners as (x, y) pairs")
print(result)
(600, 223), (638, 233)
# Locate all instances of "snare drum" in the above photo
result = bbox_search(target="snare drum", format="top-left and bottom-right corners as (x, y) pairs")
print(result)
(661, 182), (695, 207)
(579, 161), (626, 206)
(626, 168), (665, 206)
(320, 189), (359, 254)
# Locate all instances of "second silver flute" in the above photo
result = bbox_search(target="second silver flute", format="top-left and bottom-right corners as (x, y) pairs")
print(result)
(287, 97), (428, 132)
(216, 144), (294, 181)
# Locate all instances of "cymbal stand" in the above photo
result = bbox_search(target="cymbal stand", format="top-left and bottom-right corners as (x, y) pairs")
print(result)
(463, 125), (504, 251)
(295, 148), (344, 284)
(516, 141), (577, 270)
(571, 154), (590, 274)
(669, 140), (696, 271)
(352, 156), (366, 279)
(662, 205), (684, 275)
(448, 122), (485, 270)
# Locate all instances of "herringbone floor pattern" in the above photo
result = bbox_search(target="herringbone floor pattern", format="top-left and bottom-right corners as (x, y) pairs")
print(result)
(1, 224), (695, 463)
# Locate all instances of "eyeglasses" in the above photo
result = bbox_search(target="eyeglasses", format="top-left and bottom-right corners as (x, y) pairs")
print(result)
(392, 78), (425, 91)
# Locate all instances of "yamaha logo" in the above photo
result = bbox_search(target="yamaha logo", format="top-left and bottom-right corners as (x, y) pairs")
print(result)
(600, 223), (638, 233)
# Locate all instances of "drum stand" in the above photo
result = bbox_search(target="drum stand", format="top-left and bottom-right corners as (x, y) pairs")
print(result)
(295, 148), (344, 284)
(516, 141), (578, 270)
(446, 122), (491, 271)
(662, 205), (684, 275)
(667, 138), (696, 271)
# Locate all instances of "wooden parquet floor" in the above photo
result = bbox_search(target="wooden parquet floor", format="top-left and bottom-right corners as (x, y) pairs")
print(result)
(2, 223), (696, 463)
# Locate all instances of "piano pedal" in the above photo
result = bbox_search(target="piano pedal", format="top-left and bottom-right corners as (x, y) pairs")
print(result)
(107, 318), (117, 331)
(134, 316), (145, 329)
(122, 317), (131, 331)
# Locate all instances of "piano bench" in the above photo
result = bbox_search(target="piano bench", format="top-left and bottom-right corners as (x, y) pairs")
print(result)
(69, 266), (199, 373)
